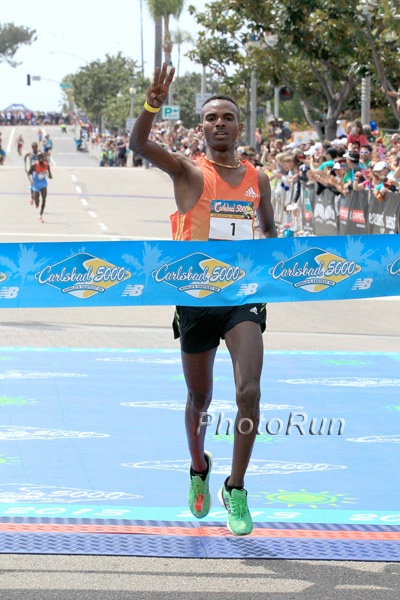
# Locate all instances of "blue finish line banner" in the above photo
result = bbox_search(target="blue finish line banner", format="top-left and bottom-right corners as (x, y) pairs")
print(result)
(0, 235), (399, 308)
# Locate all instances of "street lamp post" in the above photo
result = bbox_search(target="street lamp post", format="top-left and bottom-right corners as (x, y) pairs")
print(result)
(247, 35), (261, 146)
(357, 0), (379, 125)
(128, 86), (144, 168)
(129, 87), (136, 118)
(263, 32), (280, 121)
(361, 77), (371, 125)
(249, 71), (257, 147)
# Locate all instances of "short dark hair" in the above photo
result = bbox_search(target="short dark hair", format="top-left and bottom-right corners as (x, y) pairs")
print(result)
(325, 147), (338, 159)
(201, 94), (240, 119)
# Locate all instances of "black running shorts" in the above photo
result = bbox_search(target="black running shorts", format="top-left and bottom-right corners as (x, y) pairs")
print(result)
(172, 304), (267, 354)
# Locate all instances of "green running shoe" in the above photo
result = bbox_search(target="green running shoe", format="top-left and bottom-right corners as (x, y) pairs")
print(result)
(188, 451), (212, 518)
(218, 481), (253, 535)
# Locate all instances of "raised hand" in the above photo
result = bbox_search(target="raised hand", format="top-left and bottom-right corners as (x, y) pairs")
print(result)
(147, 63), (175, 108)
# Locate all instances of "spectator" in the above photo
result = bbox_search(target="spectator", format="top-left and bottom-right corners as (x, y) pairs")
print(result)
(359, 144), (373, 168)
(371, 160), (396, 201)
(328, 159), (348, 194)
(254, 127), (263, 153)
(116, 135), (129, 166)
(346, 120), (369, 148)
(342, 150), (362, 194)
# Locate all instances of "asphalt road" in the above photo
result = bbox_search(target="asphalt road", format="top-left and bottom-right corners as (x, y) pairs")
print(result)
(0, 124), (399, 599)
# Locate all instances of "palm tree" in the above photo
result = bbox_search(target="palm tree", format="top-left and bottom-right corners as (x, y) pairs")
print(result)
(154, 16), (162, 70)
(172, 27), (193, 77)
(146, 0), (185, 67)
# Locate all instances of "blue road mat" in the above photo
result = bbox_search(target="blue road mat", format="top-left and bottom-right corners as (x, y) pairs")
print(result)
(0, 348), (399, 560)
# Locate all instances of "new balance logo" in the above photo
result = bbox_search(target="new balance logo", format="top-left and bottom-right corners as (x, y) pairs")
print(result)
(351, 278), (373, 291)
(249, 306), (258, 315)
(244, 187), (258, 198)
(237, 283), (258, 296)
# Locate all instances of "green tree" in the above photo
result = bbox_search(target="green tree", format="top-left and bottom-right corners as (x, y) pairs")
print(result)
(102, 85), (149, 133)
(0, 22), (36, 66)
(188, 0), (400, 139)
(70, 53), (144, 130)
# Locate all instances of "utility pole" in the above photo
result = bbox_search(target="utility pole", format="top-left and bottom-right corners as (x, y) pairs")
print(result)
(249, 71), (257, 147)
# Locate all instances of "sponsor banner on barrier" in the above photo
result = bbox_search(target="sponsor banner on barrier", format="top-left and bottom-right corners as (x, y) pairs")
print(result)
(346, 189), (369, 235)
(313, 188), (339, 236)
(0, 235), (399, 307)
(276, 182), (400, 237)
(368, 194), (400, 234)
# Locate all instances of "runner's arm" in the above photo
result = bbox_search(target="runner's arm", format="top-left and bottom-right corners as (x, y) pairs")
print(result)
(27, 165), (34, 183)
(257, 170), (278, 238)
(129, 64), (187, 177)
(129, 63), (203, 213)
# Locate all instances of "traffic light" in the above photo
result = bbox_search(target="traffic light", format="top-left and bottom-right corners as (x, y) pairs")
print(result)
(279, 86), (294, 102)
(27, 74), (31, 86)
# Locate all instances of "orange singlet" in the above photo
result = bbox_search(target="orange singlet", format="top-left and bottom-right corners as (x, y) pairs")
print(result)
(170, 155), (260, 241)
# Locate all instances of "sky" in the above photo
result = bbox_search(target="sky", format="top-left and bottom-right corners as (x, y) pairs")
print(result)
(0, 0), (207, 112)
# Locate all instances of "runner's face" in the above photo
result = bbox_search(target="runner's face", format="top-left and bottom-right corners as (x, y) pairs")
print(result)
(199, 100), (242, 150)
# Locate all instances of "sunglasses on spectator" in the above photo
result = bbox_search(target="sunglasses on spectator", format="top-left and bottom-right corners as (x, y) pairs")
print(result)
(360, 150), (371, 154)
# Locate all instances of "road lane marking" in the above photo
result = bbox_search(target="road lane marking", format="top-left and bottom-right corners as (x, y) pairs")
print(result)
(5, 127), (15, 153)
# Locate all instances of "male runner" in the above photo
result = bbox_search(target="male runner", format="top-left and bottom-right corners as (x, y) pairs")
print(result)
(130, 64), (277, 535)
(27, 152), (52, 223)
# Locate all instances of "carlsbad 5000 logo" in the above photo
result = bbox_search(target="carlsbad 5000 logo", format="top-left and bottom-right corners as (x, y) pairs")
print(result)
(269, 247), (362, 292)
(35, 252), (131, 298)
(387, 256), (400, 277)
(152, 252), (245, 298)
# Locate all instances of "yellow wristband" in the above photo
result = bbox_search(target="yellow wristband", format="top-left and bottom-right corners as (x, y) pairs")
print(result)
(144, 101), (160, 113)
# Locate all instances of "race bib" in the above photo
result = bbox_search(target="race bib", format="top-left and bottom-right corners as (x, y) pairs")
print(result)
(38, 171), (48, 180)
(209, 200), (254, 240)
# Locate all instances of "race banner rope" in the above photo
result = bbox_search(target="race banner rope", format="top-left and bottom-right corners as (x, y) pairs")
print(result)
(0, 234), (399, 308)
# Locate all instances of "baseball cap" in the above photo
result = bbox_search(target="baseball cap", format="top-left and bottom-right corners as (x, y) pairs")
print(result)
(343, 151), (360, 162)
(372, 161), (388, 172)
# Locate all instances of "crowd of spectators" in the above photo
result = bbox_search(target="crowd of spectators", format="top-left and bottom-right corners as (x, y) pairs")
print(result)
(0, 109), (72, 126)
(98, 133), (131, 167)
(258, 119), (400, 207)
(95, 119), (205, 167)
(5, 103), (399, 202)
(108, 114), (399, 206)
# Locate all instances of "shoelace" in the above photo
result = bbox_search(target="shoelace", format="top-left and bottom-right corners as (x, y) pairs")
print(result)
(229, 494), (248, 518)
(191, 477), (206, 495)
